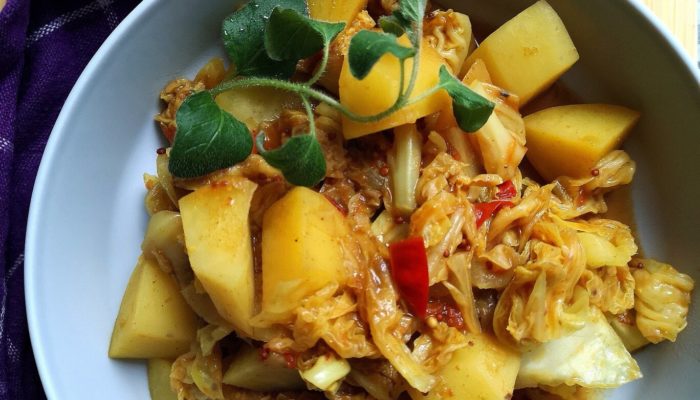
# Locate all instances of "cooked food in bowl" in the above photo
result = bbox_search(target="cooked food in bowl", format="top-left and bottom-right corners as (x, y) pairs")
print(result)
(107, 0), (695, 399)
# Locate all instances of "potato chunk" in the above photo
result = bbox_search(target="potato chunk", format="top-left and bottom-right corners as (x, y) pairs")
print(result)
(340, 37), (450, 139)
(308, 0), (367, 25)
(410, 333), (520, 400)
(215, 87), (301, 131)
(109, 257), (197, 359)
(148, 359), (177, 400)
(260, 187), (350, 320)
(179, 178), (258, 336)
(223, 343), (305, 391)
(465, 0), (579, 104)
(524, 104), (640, 181)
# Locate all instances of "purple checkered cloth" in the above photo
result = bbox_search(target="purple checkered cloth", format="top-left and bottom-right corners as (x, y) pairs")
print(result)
(0, 0), (140, 398)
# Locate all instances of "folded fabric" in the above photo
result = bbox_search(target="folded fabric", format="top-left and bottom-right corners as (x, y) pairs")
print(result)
(0, 0), (140, 398)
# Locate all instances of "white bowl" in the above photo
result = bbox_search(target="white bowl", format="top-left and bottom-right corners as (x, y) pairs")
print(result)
(25, 0), (700, 399)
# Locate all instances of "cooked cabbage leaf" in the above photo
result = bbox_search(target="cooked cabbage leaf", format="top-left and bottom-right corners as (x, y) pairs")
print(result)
(633, 258), (695, 343)
(516, 307), (641, 389)
(580, 266), (635, 315)
(424, 10), (472, 73)
(493, 220), (588, 346)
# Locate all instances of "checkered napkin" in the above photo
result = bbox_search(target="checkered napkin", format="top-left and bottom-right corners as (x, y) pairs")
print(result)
(0, 0), (139, 398)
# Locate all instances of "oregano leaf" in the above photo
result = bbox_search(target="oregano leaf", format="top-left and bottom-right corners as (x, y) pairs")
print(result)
(221, 0), (307, 79)
(265, 7), (345, 62)
(256, 133), (326, 186)
(438, 65), (494, 132)
(169, 91), (253, 178)
(378, 15), (406, 36)
(391, 0), (427, 44)
(348, 30), (416, 80)
(396, 0), (428, 26)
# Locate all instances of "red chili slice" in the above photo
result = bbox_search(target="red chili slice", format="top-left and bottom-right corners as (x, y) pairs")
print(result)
(388, 237), (429, 318)
(474, 200), (513, 228)
(496, 180), (517, 200)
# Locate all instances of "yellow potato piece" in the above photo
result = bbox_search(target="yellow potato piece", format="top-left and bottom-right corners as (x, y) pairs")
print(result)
(308, 0), (367, 25)
(524, 104), (640, 181)
(465, 0), (579, 105)
(194, 57), (227, 89)
(179, 178), (258, 336)
(261, 187), (350, 320)
(462, 58), (492, 85)
(223, 343), (305, 391)
(340, 37), (450, 139)
(215, 86), (301, 131)
(109, 257), (197, 359)
(148, 359), (177, 400)
(410, 333), (520, 400)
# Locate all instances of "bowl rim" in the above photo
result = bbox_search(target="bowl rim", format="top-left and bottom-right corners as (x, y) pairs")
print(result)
(23, 0), (699, 399)
(622, 0), (699, 83)
(24, 0), (161, 398)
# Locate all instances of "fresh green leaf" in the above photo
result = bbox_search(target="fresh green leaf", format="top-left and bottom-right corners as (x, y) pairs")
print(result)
(265, 7), (345, 62)
(256, 133), (326, 187)
(169, 91), (253, 178)
(221, 0), (307, 78)
(438, 65), (494, 132)
(378, 15), (406, 36)
(348, 30), (416, 80)
(396, 0), (428, 26)
(385, 0), (427, 44)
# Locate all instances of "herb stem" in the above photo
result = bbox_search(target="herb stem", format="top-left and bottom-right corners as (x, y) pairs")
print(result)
(213, 77), (408, 123)
(209, 14), (429, 127)
(211, 77), (338, 108)
(396, 59), (407, 105)
(300, 95), (317, 138)
(306, 42), (330, 87)
(401, 20), (423, 104)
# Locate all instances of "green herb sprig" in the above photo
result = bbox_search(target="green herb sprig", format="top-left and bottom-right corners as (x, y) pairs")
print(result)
(168, 0), (494, 187)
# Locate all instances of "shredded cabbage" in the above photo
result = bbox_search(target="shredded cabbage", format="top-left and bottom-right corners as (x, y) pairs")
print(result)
(444, 252), (481, 333)
(299, 354), (351, 392)
(292, 285), (378, 359)
(424, 10), (473, 73)
(633, 258), (695, 343)
(580, 266), (635, 315)
(171, 346), (225, 400)
(362, 259), (436, 393)
(493, 220), (588, 346)
(516, 308), (641, 389)
(551, 151), (635, 219)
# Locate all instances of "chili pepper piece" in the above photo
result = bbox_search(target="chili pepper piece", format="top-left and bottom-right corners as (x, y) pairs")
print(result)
(496, 180), (517, 200)
(474, 200), (514, 228)
(388, 237), (430, 318)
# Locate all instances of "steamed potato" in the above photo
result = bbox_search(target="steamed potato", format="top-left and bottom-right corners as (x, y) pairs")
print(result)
(340, 37), (450, 139)
(109, 257), (197, 359)
(223, 343), (305, 391)
(410, 333), (520, 400)
(524, 103), (640, 181)
(215, 87), (301, 131)
(261, 187), (351, 319)
(179, 178), (257, 336)
(148, 358), (177, 400)
(464, 0), (579, 104)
